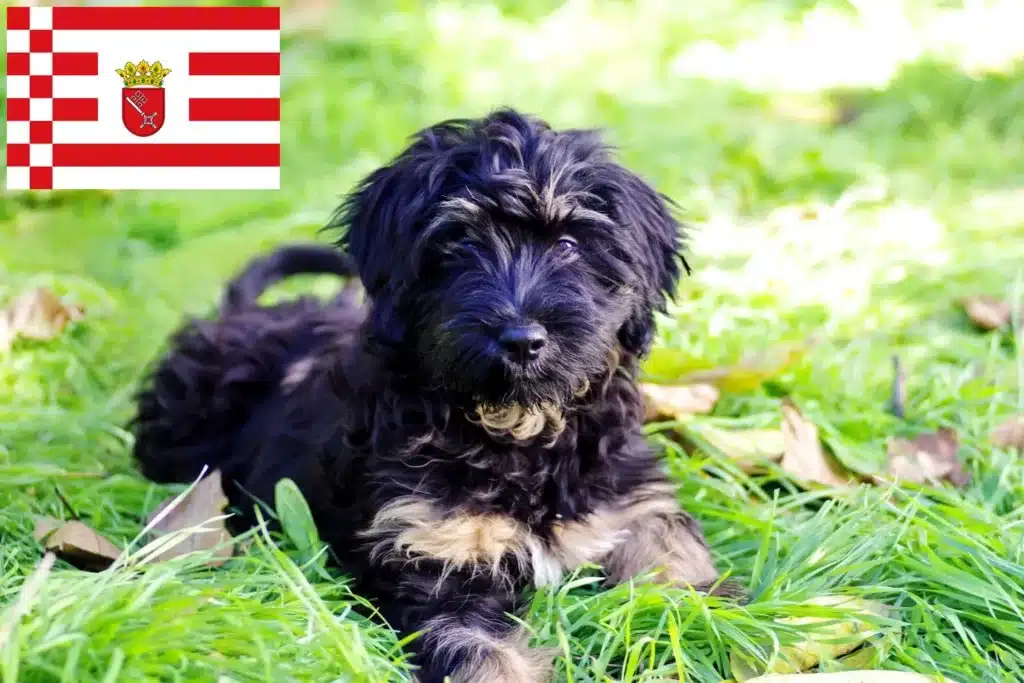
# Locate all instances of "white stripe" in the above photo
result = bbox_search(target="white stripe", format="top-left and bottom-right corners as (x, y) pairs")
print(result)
(6, 167), (30, 191)
(53, 75), (279, 99)
(7, 30), (29, 53)
(53, 120), (279, 144)
(53, 166), (280, 190)
(7, 76), (29, 99)
(8, 121), (30, 144)
(29, 6), (53, 30)
(53, 30), (279, 55)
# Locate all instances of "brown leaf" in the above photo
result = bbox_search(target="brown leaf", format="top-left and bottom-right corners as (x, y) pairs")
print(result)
(641, 382), (720, 422)
(145, 470), (234, 566)
(886, 428), (970, 487)
(33, 517), (121, 571)
(962, 295), (1011, 331)
(0, 287), (85, 350)
(779, 401), (855, 488)
(991, 415), (1024, 453)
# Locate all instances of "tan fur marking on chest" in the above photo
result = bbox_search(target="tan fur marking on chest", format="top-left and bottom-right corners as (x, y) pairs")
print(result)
(362, 483), (691, 588)
(364, 498), (532, 578)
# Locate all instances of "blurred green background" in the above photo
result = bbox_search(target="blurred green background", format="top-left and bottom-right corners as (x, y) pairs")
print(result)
(2, 1), (1024, 682)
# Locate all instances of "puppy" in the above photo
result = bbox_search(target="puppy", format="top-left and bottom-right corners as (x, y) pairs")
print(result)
(133, 109), (739, 683)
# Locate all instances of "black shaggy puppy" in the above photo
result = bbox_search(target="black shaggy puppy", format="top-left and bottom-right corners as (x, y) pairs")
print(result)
(134, 109), (739, 683)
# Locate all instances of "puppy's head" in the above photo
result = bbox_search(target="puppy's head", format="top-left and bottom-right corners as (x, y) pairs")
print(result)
(332, 110), (685, 423)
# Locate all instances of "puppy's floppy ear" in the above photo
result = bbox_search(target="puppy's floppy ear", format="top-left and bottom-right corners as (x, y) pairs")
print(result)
(330, 157), (428, 301)
(608, 170), (688, 357)
(327, 125), (466, 353)
(328, 119), (480, 301)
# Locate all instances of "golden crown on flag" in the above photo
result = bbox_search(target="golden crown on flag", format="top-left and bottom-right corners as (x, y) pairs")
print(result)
(115, 60), (171, 88)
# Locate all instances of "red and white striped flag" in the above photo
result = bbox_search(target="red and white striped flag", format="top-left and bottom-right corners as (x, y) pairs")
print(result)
(5, 5), (280, 190)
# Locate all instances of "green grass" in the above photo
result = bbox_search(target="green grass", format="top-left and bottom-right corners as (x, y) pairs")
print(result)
(2, 0), (1024, 681)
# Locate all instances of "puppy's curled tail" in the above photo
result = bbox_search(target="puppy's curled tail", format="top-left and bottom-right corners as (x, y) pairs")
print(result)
(221, 244), (359, 314)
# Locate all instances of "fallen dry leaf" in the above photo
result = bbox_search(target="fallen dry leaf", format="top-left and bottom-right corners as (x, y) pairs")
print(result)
(0, 287), (85, 351)
(691, 424), (786, 472)
(641, 382), (720, 422)
(745, 673), (962, 683)
(145, 469), (234, 566)
(886, 428), (970, 488)
(780, 401), (855, 488)
(991, 415), (1024, 452)
(731, 596), (891, 681)
(33, 517), (121, 571)
(961, 295), (1011, 331)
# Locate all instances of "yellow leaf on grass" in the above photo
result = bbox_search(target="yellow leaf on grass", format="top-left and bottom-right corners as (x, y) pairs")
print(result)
(886, 428), (970, 488)
(33, 517), (121, 571)
(642, 340), (814, 393)
(991, 415), (1024, 453)
(684, 341), (814, 393)
(641, 382), (720, 422)
(730, 596), (891, 681)
(691, 424), (785, 472)
(746, 673), (961, 683)
(0, 287), (85, 351)
(145, 469), (234, 567)
(780, 401), (856, 488)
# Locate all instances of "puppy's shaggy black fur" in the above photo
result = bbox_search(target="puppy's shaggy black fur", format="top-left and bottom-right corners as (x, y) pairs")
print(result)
(134, 110), (737, 683)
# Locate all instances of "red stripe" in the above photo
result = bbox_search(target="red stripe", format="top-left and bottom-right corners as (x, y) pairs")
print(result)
(52, 7), (279, 30)
(189, 98), (280, 122)
(53, 98), (99, 122)
(189, 52), (280, 76)
(53, 53), (100, 76)
(7, 53), (29, 76)
(7, 144), (29, 168)
(53, 144), (280, 167)
(7, 99), (29, 121)
(7, 6), (29, 30)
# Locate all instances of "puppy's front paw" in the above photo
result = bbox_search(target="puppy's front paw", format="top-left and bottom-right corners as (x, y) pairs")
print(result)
(596, 485), (745, 601)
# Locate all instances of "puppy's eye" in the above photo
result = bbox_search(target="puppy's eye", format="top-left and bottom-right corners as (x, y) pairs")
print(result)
(553, 236), (578, 256)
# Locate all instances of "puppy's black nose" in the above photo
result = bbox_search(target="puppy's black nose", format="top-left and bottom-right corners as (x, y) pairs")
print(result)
(498, 323), (548, 362)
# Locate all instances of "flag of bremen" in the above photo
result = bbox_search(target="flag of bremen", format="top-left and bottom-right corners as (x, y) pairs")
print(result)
(6, 6), (280, 190)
